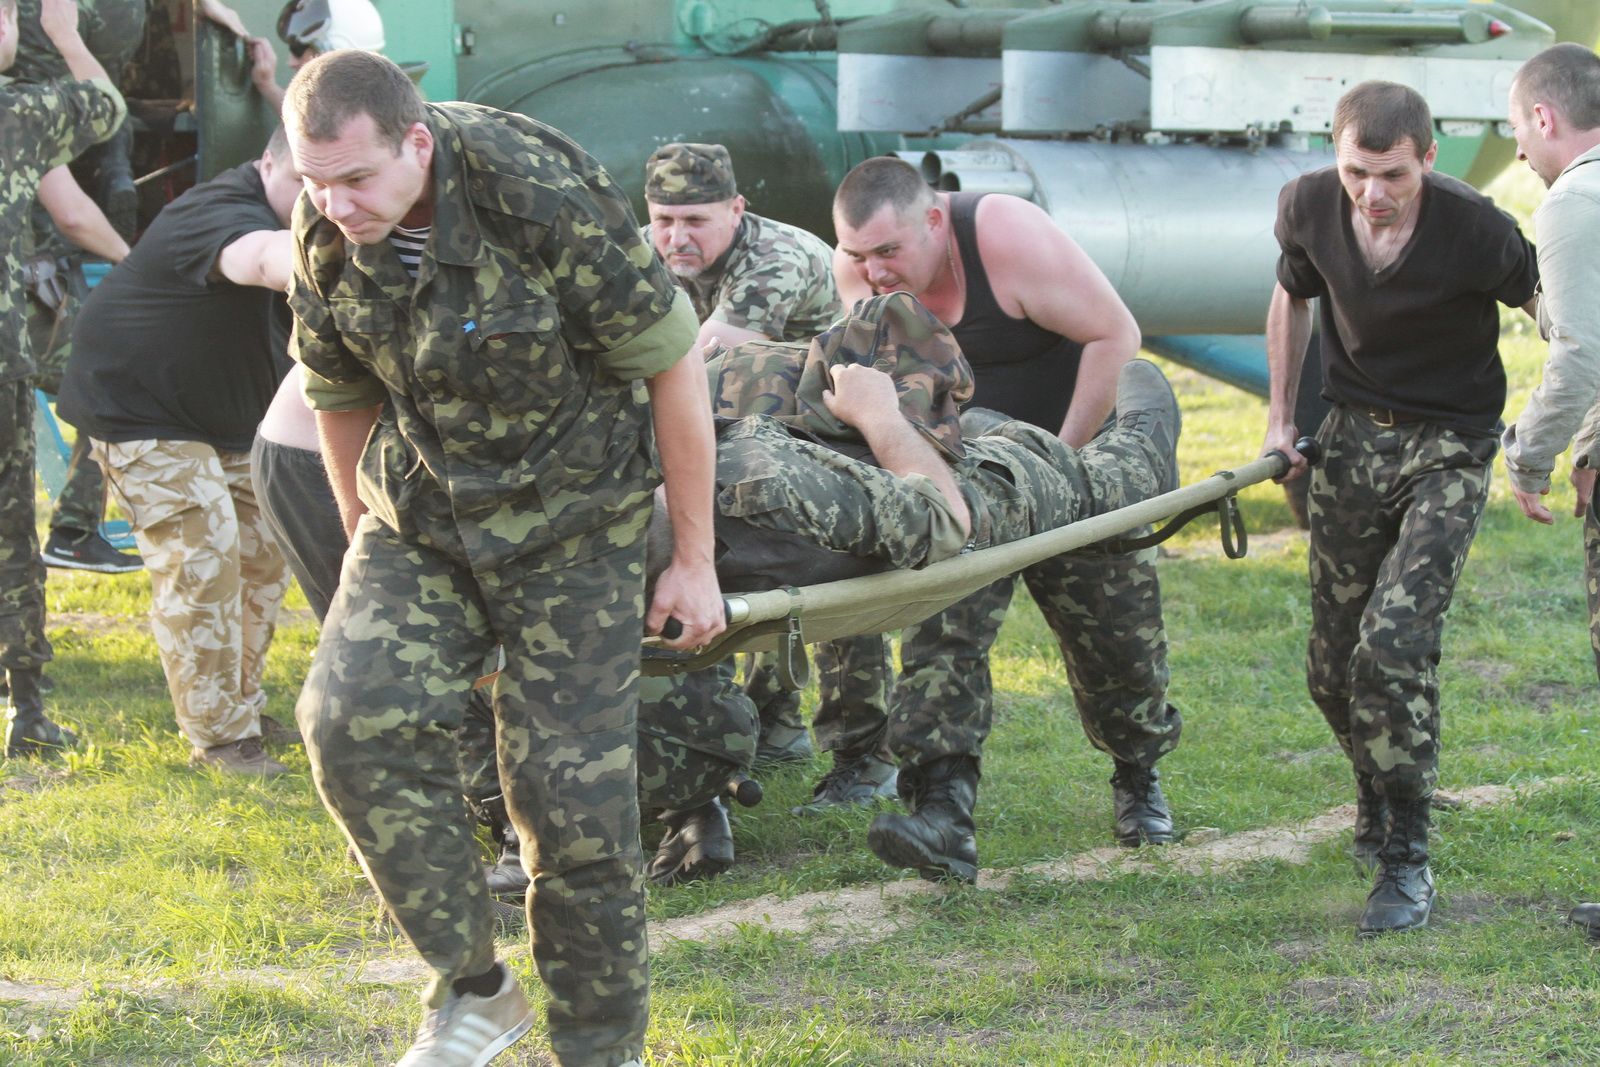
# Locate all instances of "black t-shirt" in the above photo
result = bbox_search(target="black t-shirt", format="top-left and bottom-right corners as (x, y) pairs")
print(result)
(1275, 167), (1538, 435)
(58, 162), (292, 452)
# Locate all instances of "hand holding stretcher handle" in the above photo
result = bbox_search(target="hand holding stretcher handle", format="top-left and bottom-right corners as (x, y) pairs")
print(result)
(1269, 436), (1323, 474)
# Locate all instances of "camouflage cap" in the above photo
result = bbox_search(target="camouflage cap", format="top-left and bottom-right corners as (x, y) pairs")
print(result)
(645, 142), (739, 205)
(707, 292), (974, 460)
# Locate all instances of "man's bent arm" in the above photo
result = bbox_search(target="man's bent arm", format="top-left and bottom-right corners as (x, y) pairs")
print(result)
(217, 229), (294, 291)
(824, 363), (972, 539)
(690, 317), (766, 362)
(1262, 282), (1314, 481)
(644, 354), (725, 649)
(39, 0), (110, 83)
(37, 166), (127, 263)
(977, 197), (1139, 446)
(315, 406), (379, 539)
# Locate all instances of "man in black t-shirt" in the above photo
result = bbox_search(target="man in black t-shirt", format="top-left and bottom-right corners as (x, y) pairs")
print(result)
(1262, 81), (1538, 936)
(57, 127), (302, 777)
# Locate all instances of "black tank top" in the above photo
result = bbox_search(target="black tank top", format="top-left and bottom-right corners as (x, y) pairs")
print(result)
(948, 191), (1084, 432)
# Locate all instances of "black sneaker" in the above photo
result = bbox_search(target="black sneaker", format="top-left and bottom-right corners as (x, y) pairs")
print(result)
(41, 529), (143, 573)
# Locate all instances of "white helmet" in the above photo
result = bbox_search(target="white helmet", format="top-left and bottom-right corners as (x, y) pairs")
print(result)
(276, 0), (385, 58)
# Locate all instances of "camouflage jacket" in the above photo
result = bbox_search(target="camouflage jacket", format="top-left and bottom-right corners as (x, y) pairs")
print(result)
(0, 77), (126, 384)
(289, 102), (697, 578)
(643, 211), (839, 341)
(703, 291), (974, 461)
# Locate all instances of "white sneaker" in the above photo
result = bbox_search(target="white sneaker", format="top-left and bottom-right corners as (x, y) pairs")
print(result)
(396, 966), (534, 1067)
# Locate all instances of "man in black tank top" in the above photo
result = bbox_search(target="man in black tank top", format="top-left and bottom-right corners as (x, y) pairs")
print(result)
(828, 157), (1183, 883)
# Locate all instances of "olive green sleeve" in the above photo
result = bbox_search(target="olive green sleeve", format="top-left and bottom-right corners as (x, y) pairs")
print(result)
(593, 289), (699, 381)
(301, 364), (388, 411)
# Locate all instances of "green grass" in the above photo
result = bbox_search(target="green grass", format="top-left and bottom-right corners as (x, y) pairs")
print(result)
(4, 165), (1599, 1064)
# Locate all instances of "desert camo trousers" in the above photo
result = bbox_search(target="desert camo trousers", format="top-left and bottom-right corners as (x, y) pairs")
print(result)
(1306, 406), (1495, 803)
(299, 511), (651, 1067)
(94, 438), (288, 748)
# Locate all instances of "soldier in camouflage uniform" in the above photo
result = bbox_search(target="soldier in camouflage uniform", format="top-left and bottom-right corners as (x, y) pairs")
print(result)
(648, 296), (1181, 884)
(11, 0), (144, 237)
(1264, 82), (1538, 935)
(642, 142), (896, 811)
(831, 157), (1181, 882)
(1, 0), (124, 758)
(283, 52), (720, 1067)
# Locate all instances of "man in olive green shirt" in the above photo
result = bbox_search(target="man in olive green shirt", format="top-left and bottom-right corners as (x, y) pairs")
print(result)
(284, 51), (721, 1067)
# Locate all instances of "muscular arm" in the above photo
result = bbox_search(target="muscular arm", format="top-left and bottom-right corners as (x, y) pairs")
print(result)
(314, 406), (379, 539)
(689, 317), (766, 361)
(38, 0), (110, 83)
(37, 166), (127, 263)
(216, 229), (293, 291)
(1262, 282), (1314, 482)
(823, 363), (971, 539)
(976, 196), (1140, 447)
(644, 354), (725, 649)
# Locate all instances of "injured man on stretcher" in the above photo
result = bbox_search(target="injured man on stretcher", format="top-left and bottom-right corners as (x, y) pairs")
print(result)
(632, 292), (1182, 888)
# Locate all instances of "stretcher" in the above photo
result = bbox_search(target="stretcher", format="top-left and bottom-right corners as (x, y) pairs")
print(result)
(643, 439), (1320, 684)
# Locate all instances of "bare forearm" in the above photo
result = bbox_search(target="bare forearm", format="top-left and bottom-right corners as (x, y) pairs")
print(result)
(647, 357), (717, 570)
(859, 418), (971, 538)
(38, 167), (127, 262)
(1058, 334), (1135, 447)
(314, 406), (379, 539)
(1265, 286), (1312, 434)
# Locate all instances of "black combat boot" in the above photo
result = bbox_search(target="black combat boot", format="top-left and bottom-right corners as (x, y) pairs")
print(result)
(1351, 771), (1389, 874)
(754, 721), (814, 768)
(1569, 903), (1600, 942)
(866, 755), (979, 884)
(791, 752), (897, 815)
(1111, 760), (1174, 847)
(4, 667), (76, 758)
(648, 797), (734, 887)
(1358, 795), (1435, 936)
(484, 821), (530, 900)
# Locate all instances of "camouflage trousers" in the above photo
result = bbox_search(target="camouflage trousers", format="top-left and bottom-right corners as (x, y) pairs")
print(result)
(1587, 492), (1600, 685)
(299, 511), (651, 1067)
(94, 439), (289, 748)
(0, 382), (51, 672)
(30, 278), (106, 536)
(1306, 407), (1496, 803)
(638, 659), (758, 812)
(715, 414), (1179, 775)
(744, 633), (891, 761)
(891, 542), (1176, 774)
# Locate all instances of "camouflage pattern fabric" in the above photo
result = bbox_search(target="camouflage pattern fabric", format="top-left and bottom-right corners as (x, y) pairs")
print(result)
(744, 633), (891, 761)
(1, 78), (124, 383)
(637, 660), (757, 813)
(0, 77), (125, 672)
(94, 439), (289, 748)
(643, 142), (737, 205)
(645, 212), (841, 342)
(289, 103), (694, 1066)
(1587, 492), (1600, 684)
(298, 511), (652, 1066)
(28, 264), (105, 534)
(0, 384), (51, 672)
(1305, 406), (1496, 804)
(705, 290), (973, 461)
(891, 542), (1177, 773)
(10, 0), (147, 85)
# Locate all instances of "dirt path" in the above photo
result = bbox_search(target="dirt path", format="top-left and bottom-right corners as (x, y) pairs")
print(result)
(0, 780), (1555, 1007)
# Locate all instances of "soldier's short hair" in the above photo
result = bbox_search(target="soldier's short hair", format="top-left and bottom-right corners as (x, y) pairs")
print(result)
(265, 124), (291, 162)
(283, 49), (424, 151)
(1332, 81), (1435, 160)
(1514, 43), (1600, 131)
(834, 156), (935, 230)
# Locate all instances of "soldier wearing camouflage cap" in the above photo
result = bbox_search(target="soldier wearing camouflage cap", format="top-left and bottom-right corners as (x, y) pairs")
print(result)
(644, 142), (898, 817)
(283, 51), (721, 1067)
